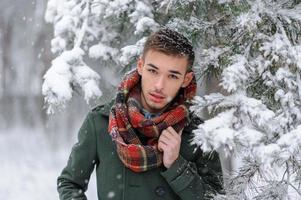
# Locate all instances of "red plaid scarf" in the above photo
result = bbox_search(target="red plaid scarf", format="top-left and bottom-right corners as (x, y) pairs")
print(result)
(108, 69), (196, 172)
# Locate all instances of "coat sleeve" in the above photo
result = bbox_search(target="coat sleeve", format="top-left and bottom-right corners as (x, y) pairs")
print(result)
(161, 115), (223, 200)
(57, 112), (99, 200)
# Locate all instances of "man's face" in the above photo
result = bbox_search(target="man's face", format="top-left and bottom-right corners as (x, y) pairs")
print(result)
(137, 50), (193, 113)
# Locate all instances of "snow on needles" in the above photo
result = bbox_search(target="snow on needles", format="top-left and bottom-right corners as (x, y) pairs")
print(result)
(42, 48), (101, 114)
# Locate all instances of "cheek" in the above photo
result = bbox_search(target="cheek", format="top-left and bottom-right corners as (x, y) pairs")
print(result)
(141, 74), (156, 88)
(141, 76), (151, 92)
(165, 81), (182, 97)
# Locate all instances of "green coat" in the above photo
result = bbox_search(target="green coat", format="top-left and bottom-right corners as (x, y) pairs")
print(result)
(57, 102), (223, 200)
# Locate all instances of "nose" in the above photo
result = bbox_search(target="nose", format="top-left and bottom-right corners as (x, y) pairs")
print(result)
(154, 75), (165, 91)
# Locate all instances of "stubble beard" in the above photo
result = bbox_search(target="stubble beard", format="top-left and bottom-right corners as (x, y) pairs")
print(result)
(141, 89), (175, 114)
(142, 90), (162, 112)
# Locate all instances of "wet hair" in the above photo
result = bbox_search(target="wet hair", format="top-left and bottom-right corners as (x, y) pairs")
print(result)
(142, 28), (194, 70)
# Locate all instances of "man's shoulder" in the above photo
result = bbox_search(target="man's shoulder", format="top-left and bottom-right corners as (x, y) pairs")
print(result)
(190, 112), (204, 126)
(90, 99), (114, 117)
(91, 104), (106, 113)
(184, 112), (204, 133)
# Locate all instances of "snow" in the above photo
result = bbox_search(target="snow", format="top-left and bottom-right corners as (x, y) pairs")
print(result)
(107, 191), (115, 198)
(192, 108), (237, 153)
(50, 37), (66, 54)
(129, 1), (153, 23)
(218, 0), (234, 4)
(0, 128), (97, 200)
(221, 55), (249, 92)
(105, 0), (132, 17)
(42, 48), (102, 113)
(135, 17), (158, 35)
(54, 15), (75, 36)
(73, 65), (102, 103)
(42, 53), (73, 111)
(44, 0), (58, 23)
(89, 43), (118, 60)
(238, 127), (263, 147)
(119, 37), (147, 65)
(255, 144), (281, 167)
(198, 47), (229, 69)
(236, 12), (261, 31)
(277, 125), (301, 156)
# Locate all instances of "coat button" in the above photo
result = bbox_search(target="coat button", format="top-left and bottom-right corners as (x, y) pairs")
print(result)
(155, 186), (166, 197)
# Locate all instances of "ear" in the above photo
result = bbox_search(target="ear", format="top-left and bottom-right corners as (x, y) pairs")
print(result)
(181, 72), (193, 88)
(137, 57), (144, 75)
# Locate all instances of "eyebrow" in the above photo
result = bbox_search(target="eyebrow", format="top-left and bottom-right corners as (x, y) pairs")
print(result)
(147, 63), (183, 76)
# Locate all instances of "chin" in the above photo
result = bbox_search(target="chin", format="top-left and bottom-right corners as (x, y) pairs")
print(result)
(148, 102), (167, 112)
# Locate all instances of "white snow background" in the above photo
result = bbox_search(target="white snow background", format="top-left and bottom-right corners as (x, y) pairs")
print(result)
(0, 1), (100, 199)
(0, 128), (97, 200)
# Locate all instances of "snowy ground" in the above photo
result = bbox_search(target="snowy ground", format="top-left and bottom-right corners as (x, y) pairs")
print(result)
(0, 128), (97, 200)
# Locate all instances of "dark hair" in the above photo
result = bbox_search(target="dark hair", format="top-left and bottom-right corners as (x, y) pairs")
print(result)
(142, 28), (194, 70)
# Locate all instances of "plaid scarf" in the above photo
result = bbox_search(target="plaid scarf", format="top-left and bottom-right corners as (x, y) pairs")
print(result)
(108, 69), (196, 172)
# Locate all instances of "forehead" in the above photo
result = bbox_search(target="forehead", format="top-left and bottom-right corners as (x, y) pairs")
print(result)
(143, 50), (188, 72)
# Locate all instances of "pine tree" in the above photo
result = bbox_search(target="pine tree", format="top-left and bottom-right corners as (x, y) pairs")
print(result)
(189, 0), (301, 199)
(43, 0), (301, 198)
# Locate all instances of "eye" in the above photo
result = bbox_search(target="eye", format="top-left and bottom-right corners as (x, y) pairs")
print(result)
(169, 74), (179, 79)
(147, 69), (157, 74)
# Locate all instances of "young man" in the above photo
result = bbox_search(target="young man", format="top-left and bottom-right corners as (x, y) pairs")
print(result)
(57, 28), (223, 200)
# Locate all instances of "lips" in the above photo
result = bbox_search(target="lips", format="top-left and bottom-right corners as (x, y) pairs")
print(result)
(149, 92), (165, 103)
